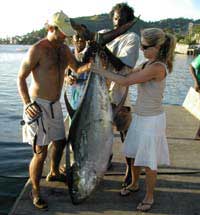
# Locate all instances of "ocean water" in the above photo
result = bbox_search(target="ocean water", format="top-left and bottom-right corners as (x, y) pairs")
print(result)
(0, 45), (194, 214)
(0, 45), (32, 215)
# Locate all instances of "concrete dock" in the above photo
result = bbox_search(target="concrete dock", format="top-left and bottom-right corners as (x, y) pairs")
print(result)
(9, 105), (200, 215)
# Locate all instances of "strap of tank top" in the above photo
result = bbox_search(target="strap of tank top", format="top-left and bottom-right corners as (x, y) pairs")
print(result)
(141, 61), (148, 69)
(142, 60), (168, 76)
(141, 60), (157, 69)
(153, 61), (169, 76)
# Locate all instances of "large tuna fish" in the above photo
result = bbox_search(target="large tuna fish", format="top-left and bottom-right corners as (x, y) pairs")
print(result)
(65, 64), (113, 204)
(64, 17), (140, 204)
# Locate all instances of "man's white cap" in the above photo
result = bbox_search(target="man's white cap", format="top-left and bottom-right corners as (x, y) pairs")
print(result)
(48, 11), (75, 36)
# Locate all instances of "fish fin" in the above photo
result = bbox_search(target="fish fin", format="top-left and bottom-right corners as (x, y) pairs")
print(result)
(96, 15), (140, 46)
(64, 91), (75, 118)
(70, 19), (94, 41)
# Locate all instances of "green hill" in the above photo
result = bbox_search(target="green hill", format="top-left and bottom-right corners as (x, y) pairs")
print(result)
(2, 14), (200, 45)
(74, 13), (148, 35)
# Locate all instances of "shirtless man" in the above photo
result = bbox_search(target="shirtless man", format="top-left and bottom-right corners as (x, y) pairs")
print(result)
(17, 11), (90, 209)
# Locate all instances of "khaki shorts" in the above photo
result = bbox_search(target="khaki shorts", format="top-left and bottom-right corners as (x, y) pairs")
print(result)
(22, 98), (65, 146)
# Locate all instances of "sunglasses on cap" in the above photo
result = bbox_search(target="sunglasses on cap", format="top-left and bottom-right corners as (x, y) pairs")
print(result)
(141, 43), (156, 50)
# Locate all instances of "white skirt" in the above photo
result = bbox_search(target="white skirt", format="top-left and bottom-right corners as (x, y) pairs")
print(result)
(123, 112), (170, 170)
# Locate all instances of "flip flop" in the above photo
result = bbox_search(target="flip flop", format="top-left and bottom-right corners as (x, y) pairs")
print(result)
(29, 191), (48, 210)
(46, 173), (67, 182)
(120, 185), (139, 196)
(137, 201), (154, 212)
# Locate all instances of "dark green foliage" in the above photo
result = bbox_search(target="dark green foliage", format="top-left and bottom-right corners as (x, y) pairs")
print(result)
(16, 28), (47, 44)
(1, 15), (200, 45)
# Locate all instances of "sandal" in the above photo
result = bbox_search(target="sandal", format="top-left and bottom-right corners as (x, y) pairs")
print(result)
(46, 173), (67, 182)
(137, 201), (154, 212)
(120, 184), (139, 196)
(29, 191), (48, 210)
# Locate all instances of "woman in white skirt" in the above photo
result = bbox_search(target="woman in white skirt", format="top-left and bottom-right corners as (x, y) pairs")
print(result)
(91, 28), (176, 212)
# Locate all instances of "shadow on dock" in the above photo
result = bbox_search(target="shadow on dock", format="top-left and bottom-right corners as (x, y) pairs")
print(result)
(9, 106), (200, 215)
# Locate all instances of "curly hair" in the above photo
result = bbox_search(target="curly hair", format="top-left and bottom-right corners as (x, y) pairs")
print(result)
(109, 3), (135, 22)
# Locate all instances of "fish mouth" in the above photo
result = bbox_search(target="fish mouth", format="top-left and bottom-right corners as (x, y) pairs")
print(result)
(68, 162), (99, 204)
(71, 192), (87, 205)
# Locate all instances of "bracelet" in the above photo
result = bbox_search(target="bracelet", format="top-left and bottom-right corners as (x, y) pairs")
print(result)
(25, 102), (34, 111)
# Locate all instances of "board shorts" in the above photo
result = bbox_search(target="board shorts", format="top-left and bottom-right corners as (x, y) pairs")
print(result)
(22, 98), (66, 146)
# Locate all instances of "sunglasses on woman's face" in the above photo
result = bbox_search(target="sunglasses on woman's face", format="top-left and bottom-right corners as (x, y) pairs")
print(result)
(141, 43), (156, 50)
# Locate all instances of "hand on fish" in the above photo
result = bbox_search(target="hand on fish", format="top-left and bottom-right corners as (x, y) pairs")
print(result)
(90, 61), (107, 75)
(99, 50), (109, 70)
(88, 50), (108, 75)
(64, 74), (77, 85)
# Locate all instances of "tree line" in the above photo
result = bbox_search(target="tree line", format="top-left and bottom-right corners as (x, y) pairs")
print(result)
(1, 14), (200, 45)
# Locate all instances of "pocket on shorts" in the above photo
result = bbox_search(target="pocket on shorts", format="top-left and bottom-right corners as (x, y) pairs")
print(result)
(22, 120), (38, 145)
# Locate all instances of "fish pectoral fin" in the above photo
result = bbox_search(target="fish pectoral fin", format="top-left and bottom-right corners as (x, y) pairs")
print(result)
(64, 91), (75, 118)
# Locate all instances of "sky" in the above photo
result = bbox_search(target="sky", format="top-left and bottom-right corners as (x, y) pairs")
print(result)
(0, 0), (200, 38)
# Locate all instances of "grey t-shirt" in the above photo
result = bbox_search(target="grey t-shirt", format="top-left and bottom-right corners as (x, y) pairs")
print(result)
(106, 31), (140, 105)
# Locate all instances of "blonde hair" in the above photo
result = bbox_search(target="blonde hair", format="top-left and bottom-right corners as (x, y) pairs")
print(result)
(141, 28), (176, 73)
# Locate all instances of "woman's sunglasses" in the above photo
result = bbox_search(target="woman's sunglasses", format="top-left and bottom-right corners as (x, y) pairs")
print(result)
(141, 43), (156, 50)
